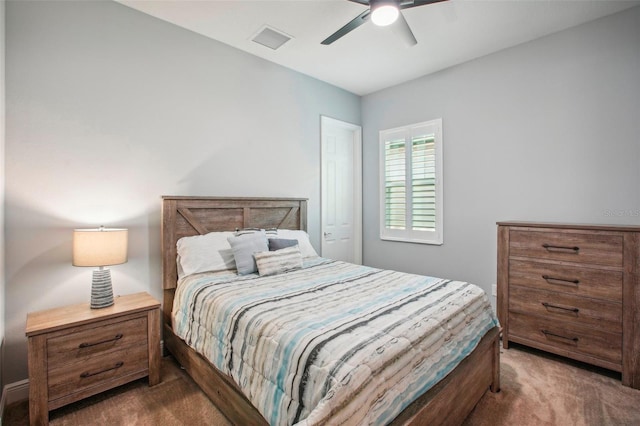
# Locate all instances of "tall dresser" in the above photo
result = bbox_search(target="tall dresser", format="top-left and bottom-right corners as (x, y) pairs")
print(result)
(497, 221), (640, 389)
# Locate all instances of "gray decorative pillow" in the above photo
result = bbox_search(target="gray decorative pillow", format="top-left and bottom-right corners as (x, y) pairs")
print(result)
(268, 238), (298, 251)
(254, 246), (303, 276)
(227, 232), (269, 275)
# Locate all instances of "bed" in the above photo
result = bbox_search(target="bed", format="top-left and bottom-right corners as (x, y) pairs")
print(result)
(161, 196), (500, 425)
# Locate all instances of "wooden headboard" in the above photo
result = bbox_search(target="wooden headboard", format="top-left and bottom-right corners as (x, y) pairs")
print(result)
(161, 196), (308, 322)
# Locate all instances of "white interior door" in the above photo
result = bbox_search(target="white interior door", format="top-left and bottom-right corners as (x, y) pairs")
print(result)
(321, 116), (362, 264)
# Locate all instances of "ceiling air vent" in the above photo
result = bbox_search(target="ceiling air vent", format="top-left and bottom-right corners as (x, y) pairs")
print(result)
(251, 26), (292, 50)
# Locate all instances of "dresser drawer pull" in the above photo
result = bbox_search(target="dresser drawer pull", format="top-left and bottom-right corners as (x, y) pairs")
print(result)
(541, 302), (579, 313)
(78, 333), (124, 349)
(542, 243), (580, 253)
(542, 275), (580, 286)
(80, 361), (124, 379)
(541, 329), (579, 343)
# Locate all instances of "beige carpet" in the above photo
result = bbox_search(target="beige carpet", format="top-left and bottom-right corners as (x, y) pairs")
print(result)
(5, 345), (640, 425)
(464, 345), (640, 426)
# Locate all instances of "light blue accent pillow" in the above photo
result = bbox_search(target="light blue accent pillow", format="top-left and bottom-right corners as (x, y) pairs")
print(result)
(227, 232), (269, 275)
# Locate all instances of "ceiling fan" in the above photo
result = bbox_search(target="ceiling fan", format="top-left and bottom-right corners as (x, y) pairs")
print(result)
(321, 0), (448, 47)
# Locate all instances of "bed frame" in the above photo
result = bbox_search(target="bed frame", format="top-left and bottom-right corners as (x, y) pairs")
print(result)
(161, 196), (500, 425)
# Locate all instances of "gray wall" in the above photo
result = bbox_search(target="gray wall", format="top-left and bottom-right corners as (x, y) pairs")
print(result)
(4, 0), (360, 384)
(362, 7), (640, 303)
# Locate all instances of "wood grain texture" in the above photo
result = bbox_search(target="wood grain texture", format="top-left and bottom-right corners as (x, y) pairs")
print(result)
(497, 221), (640, 233)
(161, 196), (308, 291)
(509, 286), (622, 331)
(48, 345), (148, 402)
(147, 307), (161, 386)
(48, 370), (151, 412)
(509, 259), (622, 302)
(390, 327), (500, 426)
(622, 232), (640, 387)
(26, 293), (160, 336)
(28, 334), (48, 426)
(46, 315), (147, 367)
(162, 197), (499, 425)
(509, 229), (623, 267)
(497, 225), (509, 349)
(162, 289), (175, 327)
(26, 292), (161, 425)
(498, 221), (640, 389)
(509, 312), (622, 365)
(177, 208), (210, 235)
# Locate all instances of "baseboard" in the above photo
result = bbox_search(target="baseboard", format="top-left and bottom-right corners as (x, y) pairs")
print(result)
(1, 378), (29, 423)
(3, 379), (29, 406)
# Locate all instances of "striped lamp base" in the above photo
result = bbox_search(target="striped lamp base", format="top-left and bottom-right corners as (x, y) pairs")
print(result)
(91, 269), (115, 309)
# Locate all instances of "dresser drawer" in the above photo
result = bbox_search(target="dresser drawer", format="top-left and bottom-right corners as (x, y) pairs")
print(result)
(508, 286), (622, 332)
(509, 312), (622, 365)
(509, 229), (623, 267)
(47, 316), (147, 369)
(47, 345), (148, 402)
(509, 259), (622, 302)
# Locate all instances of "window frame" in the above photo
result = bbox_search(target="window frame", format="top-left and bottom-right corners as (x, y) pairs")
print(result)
(379, 118), (443, 245)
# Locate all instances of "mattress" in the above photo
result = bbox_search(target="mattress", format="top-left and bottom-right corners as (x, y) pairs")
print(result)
(172, 257), (499, 426)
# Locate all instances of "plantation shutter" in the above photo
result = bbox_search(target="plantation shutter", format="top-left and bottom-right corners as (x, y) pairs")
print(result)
(380, 119), (442, 245)
(411, 134), (436, 231)
(384, 138), (406, 229)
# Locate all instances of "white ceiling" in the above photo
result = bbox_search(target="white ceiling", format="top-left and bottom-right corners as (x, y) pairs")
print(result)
(117, 0), (639, 96)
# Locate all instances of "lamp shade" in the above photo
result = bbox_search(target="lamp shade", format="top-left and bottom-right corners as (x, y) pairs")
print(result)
(73, 228), (128, 267)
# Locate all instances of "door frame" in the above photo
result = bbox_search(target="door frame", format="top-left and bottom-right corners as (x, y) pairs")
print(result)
(320, 115), (363, 264)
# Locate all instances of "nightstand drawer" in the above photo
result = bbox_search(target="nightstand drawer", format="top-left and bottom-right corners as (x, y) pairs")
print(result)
(47, 315), (147, 368)
(47, 345), (148, 402)
(509, 259), (622, 302)
(509, 229), (623, 267)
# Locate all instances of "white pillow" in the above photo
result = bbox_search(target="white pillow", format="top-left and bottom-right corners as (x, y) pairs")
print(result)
(276, 230), (319, 258)
(176, 231), (236, 277)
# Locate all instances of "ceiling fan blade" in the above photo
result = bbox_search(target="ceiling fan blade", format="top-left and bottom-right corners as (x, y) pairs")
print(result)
(321, 9), (371, 45)
(390, 11), (417, 47)
(400, 0), (448, 10)
(347, 0), (371, 5)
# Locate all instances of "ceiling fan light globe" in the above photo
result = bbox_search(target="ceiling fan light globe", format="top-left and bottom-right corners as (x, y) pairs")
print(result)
(371, 5), (399, 27)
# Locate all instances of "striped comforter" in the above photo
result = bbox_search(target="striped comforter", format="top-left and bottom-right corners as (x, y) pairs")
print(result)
(173, 258), (498, 426)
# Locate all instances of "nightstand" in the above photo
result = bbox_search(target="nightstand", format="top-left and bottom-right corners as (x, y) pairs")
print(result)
(26, 292), (161, 426)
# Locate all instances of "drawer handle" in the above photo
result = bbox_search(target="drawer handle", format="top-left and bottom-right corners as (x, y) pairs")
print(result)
(542, 243), (580, 253)
(541, 329), (579, 343)
(78, 333), (123, 349)
(541, 302), (579, 313)
(80, 361), (124, 379)
(542, 275), (580, 285)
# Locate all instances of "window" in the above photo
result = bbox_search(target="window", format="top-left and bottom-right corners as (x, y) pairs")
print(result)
(379, 119), (443, 245)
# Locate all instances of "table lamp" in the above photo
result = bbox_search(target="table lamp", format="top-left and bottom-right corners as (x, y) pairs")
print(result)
(73, 226), (128, 309)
